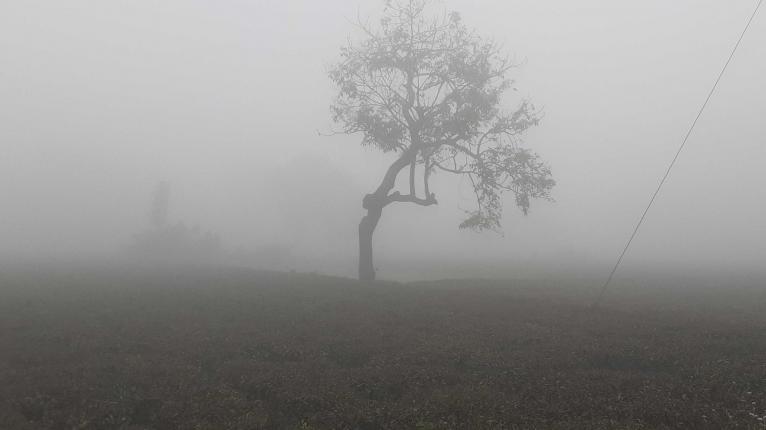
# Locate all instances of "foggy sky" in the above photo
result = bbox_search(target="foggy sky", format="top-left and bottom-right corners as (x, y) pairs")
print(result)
(1, 0), (764, 279)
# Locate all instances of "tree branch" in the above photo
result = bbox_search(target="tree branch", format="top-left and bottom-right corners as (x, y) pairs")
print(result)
(423, 155), (431, 197)
(386, 191), (437, 207)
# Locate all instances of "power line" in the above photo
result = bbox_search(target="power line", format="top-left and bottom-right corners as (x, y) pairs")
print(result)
(593, 0), (764, 307)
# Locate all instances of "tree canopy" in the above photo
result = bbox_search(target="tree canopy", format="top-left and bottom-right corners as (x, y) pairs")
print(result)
(330, 0), (555, 232)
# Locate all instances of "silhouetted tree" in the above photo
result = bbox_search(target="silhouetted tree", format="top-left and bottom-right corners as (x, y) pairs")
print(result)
(330, 0), (555, 281)
(131, 182), (222, 261)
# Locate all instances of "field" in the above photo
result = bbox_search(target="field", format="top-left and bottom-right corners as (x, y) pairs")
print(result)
(1, 266), (765, 429)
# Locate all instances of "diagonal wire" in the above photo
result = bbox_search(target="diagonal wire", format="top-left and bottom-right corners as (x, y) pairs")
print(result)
(594, 0), (764, 307)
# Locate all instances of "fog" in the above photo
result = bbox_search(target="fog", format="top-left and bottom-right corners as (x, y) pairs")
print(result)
(2, 0), (764, 281)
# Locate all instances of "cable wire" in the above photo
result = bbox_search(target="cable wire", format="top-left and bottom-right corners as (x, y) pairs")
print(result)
(593, 0), (764, 307)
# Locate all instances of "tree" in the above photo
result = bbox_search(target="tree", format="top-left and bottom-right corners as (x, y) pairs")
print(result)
(329, 0), (555, 281)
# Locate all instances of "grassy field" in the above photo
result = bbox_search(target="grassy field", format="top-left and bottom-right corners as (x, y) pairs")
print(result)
(0, 266), (765, 429)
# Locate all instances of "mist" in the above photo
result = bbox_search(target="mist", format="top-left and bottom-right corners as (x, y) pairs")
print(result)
(3, 1), (766, 428)
(1, 0), (764, 282)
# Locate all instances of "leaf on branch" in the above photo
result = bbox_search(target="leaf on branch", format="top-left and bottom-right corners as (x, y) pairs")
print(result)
(459, 211), (500, 232)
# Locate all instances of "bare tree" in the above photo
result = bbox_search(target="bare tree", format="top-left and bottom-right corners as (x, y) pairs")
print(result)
(330, 0), (555, 281)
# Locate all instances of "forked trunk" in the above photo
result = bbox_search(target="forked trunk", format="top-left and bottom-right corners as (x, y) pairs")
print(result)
(358, 201), (382, 281)
(357, 147), (418, 281)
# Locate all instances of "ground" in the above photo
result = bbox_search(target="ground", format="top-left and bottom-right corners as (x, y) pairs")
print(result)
(0, 266), (764, 429)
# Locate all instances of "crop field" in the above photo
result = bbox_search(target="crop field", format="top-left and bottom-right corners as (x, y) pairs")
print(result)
(1, 266), (765, 429)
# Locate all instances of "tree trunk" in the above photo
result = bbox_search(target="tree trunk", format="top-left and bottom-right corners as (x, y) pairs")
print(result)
(357, 147), (418, 281)
(358, 199), (382, 281)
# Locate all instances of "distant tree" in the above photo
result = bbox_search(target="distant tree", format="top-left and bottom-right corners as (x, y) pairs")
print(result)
(131, 182), (222, 262)
(330, 0), (555, 281)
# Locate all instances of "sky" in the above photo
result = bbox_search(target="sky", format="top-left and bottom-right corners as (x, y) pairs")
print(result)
(1, 0), (764, 280)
